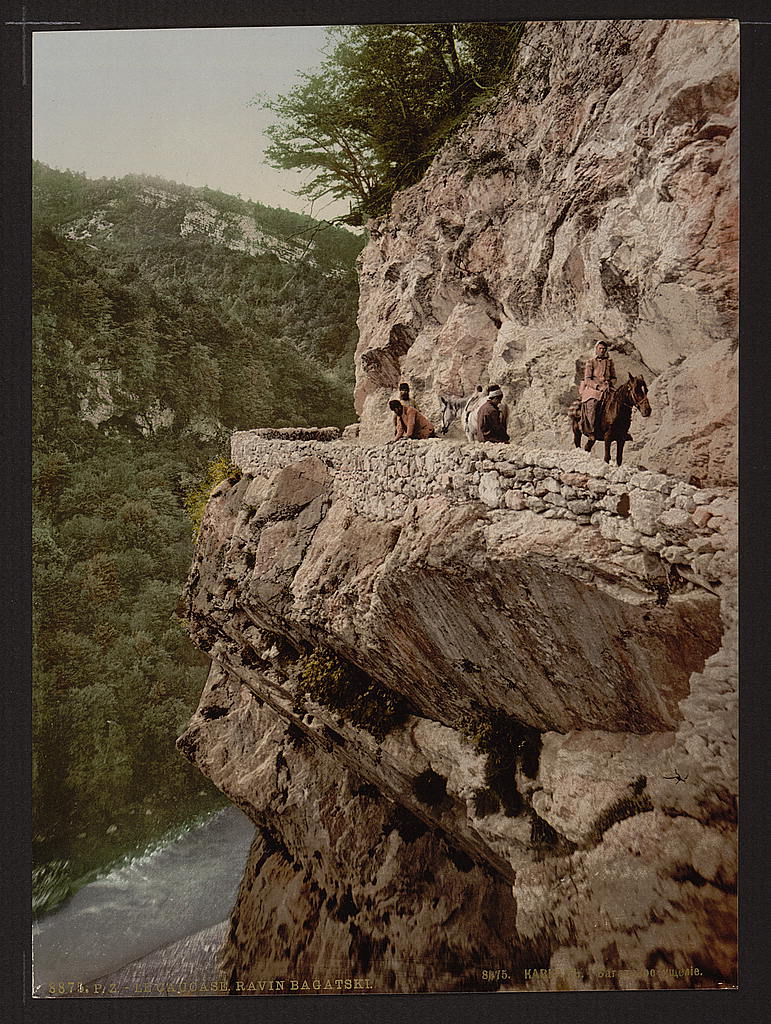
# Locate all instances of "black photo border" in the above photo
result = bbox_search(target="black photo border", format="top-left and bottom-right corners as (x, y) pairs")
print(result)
(3, 2), (768, 1023)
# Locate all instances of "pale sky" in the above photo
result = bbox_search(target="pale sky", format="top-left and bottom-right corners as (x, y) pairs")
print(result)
(32, 26), (350, 219)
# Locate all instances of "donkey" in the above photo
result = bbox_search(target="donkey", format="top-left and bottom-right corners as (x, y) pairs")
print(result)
(570, 373), (651, 466)
(439, 387), (509, 442)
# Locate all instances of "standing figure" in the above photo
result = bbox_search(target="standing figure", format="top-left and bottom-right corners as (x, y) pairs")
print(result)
(388, 399), (435, 440)
(476, 385), (510, 444)
(579, 341), (616, 440)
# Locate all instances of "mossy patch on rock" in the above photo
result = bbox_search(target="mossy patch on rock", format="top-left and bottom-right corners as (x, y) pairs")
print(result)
(297, 647), (409, 742)
(184, 457), (241, 539)
(459, 705), (542, 815)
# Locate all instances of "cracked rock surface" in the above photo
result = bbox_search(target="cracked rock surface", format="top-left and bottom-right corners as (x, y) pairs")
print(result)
(177, 446), (736, 990)
(354, 19), (737, 487)
(176, 17), (737, 993)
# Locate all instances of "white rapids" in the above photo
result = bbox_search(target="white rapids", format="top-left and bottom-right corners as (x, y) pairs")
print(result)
(32, 806), (255, 995)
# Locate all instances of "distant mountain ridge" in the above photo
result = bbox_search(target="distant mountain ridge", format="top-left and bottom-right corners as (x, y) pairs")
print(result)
(33, 161), (363, 270)
(33, 161), (365, 436)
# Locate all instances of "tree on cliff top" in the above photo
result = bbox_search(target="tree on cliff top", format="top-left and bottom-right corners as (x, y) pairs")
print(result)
(257, 22), (524, 224)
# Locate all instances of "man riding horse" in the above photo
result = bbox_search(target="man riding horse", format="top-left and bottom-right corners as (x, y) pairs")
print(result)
(579, 340), (617, 439)
(570, 339), (651, 465)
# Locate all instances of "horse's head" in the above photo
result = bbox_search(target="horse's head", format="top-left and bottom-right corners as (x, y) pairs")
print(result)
(438, 395), (453, 434)
(628, 373), (652, 417)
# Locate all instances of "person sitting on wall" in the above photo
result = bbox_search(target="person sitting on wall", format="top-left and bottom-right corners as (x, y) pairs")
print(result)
(477, 385), (510, 443)
(486, 383), (509, 438)
(389, 399), (435, 440)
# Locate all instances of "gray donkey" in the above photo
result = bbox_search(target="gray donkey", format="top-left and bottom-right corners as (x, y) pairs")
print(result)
(438, 387), (509, 442)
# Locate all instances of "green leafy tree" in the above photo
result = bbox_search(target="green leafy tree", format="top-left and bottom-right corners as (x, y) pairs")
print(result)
(259, 22), (525, 222)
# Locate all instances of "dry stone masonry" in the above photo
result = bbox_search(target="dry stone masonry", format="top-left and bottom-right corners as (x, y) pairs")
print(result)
(231, 433), (736, 594)
(179, 431), (737, 990)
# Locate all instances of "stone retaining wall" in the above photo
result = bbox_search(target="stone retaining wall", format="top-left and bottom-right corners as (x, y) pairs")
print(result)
(231, 433), (737, 598)
(236, 426), (341, 442)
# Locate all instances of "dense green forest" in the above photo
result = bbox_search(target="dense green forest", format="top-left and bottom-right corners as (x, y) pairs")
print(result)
(32, 163), (364, 914)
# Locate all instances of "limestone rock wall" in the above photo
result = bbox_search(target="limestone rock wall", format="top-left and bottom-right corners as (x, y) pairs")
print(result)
(353, 19), (738, 486)
(177, 438), (737, 991)
(175, 16), (739, 992)
(179, 663), (528, 993)
(231, 434), (736, 593)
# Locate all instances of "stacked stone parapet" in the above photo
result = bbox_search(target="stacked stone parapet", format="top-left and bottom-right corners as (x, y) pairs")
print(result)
(237, 426), (341, 442)
(230, 433), (737, 600)
(230, 430), (738, 784)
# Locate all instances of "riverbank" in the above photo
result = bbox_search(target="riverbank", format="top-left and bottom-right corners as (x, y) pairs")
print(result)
(32, 806), (254, 997)
(87, 921), (230, 997)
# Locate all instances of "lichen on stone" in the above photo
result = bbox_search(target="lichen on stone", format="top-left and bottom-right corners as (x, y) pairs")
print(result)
(459, 704), (542, 815)
(297, 647), (409, 742)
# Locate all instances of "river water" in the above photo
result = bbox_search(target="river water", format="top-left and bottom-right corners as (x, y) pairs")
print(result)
(32, 806), (255, 995)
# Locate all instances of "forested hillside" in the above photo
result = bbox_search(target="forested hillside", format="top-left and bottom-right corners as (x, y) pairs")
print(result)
(32, 163), (364, 914)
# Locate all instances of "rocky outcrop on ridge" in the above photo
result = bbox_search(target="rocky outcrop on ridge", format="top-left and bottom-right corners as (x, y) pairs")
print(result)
(65, 186), (320, 264)
(354, 19), (738, 487)
(177, 437), (737, 991)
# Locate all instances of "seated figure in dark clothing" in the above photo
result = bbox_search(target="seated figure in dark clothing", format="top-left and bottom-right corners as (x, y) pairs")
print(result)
(476, 385), (510, 443)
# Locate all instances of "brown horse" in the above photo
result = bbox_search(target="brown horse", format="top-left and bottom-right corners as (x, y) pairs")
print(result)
(570, 373), (651, 466)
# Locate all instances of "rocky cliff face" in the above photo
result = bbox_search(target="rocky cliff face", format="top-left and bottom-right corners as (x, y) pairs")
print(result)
(354, 19), (738, 487)
(176, 18), (737, 994)
(178, 436), (737, 991)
